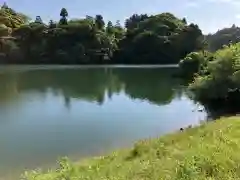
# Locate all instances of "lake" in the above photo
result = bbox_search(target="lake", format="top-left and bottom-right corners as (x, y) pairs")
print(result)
(0, 66), (206, 179)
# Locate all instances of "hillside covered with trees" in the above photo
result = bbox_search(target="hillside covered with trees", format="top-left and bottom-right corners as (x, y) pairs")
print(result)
(206, 25), (240, 51)
(0, 3), (204, 64)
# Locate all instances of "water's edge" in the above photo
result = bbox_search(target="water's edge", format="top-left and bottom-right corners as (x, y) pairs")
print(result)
(0, 64), (179, 70)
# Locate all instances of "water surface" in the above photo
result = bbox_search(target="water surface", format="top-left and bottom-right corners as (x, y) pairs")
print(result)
(0, 67), (206, 179)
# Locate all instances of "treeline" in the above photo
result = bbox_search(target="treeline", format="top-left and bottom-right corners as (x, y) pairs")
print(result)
(0, 3), (204, 64)
(206, 24), (240, 51)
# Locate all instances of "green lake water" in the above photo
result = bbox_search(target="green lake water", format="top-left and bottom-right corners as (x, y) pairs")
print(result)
(0, 66), (206, 179)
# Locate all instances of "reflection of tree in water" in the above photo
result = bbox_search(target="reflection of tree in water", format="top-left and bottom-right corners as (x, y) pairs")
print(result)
(0, 68), (184, 108)
(0, 73), (20, 104)
(204, 104), (240, 121)
(64, 96), (71, 110)
(16, 69), (111, 105)
(113, 68), (183, 105)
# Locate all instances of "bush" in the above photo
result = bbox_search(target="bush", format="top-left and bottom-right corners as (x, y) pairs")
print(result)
(179, 51), (213, 79)
(189, 43), (240, 108)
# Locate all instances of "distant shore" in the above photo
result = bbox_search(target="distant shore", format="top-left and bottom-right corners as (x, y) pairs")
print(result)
(0, 64), (179, 72)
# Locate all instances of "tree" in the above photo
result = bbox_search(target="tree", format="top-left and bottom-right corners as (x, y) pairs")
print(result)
(95, 15), (105, 30)
(182, 17), (187, 24)
(206, 25), (240, 51)
(125, 14), (148, 30)
(179, 51), (211, 79)
(59, 17), (68, 25)
(2, 5), (204, 65)
(0, 4), (26, 28)
(35, 16), (43, 24)
(85, 15), (94, 24)
(106, 21), (114, 34)
(49, 20), (56, 29)
(189, 43), (240, 112)
(60, 8), (68, 18)
(1, 2), (8, 9)
(0, 24), (9, 36)
(116, 13), (203, 64)
(59, 8), (68, 25)
(115, 20), (121, 28)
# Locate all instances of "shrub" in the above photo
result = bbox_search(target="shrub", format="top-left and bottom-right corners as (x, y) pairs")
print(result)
(179, 51), (212, 79)
(189, 43), (240, 109)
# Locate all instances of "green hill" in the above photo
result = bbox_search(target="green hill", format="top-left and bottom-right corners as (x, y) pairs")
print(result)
(206, 25), (240, 51)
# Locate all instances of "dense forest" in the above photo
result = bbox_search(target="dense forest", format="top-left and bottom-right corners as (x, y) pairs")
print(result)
(0, 2), (205, 64)
(206, 25), (240, 51)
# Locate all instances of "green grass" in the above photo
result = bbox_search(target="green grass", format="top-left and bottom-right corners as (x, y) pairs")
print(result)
(24, 117), (240, 180)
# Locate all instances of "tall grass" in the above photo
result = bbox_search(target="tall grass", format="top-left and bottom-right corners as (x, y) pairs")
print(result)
(24, 117), (240, 180)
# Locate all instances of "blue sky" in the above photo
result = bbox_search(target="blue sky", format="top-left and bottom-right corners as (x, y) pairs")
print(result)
(4, 0), (240, 33)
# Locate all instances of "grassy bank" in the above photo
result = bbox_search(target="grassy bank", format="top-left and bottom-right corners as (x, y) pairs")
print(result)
(24, 117), (240, 180)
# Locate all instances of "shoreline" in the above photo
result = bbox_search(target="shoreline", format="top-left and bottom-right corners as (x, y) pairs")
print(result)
(24, 116), (240, 180)
(0, 64), (179, 68)
(0, 64), (179, 73)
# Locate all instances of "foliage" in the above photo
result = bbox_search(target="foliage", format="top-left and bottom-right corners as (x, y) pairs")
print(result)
(206, 24), (240, 51)
(124, 14), (149, 30)
(0, 2), (29, 62)
(60, 8), (68, 18)
(0, 4), (204, 64)
(34, 16), (43, 24)
(0, 3), (27, 29)
(189, 43), (240, 109)
(95, 15), (105, 30)
(59, 8), (69, 25)
(0, 23), (9, 36)
(116, 13), (204, 64)
(179, 51), (213, 79)
(24, 116), (240, 180)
